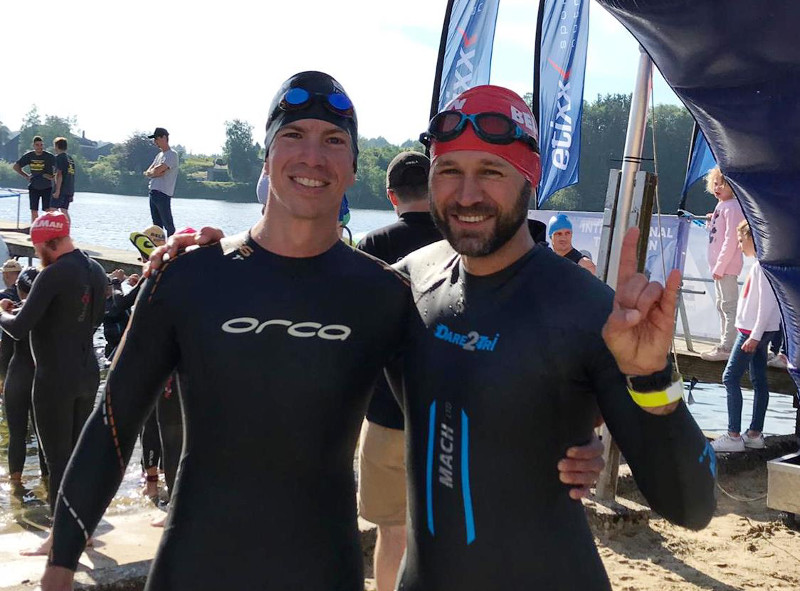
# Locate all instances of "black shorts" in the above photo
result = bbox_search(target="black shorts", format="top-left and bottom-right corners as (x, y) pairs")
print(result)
(50, 194), (72, 210)
(29, 187), (52, 211)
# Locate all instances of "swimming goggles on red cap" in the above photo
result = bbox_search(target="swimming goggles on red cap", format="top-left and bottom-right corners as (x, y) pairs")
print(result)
(279, 87), (355, 118)
(420, 112), (538, 152)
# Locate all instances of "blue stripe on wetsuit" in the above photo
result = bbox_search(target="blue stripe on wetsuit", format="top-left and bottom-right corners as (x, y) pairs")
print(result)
(461, 410), (476, 544)
(426, 400), (436, 535)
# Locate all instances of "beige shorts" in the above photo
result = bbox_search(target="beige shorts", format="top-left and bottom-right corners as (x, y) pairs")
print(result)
(357, 420), (407, 526)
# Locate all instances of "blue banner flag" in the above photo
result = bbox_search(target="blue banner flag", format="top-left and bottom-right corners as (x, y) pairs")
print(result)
(537, 0), (590, 206)
(437, 0), (500, 112)
(681, 125), (716, 197)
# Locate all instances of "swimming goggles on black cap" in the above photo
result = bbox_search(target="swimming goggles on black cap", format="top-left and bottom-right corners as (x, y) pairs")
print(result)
(420, 111), (539, 152)
(280, 87), (355, 118)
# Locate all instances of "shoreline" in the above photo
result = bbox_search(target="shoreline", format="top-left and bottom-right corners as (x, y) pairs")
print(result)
(1, 436), (797, 590)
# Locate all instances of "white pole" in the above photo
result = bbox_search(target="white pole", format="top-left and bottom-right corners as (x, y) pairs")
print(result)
(605, 47), (653, 289)
(596, 46), (654, 501)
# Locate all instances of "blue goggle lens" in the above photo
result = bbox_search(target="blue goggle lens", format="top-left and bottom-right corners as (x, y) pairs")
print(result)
(281, 88), (354, 116)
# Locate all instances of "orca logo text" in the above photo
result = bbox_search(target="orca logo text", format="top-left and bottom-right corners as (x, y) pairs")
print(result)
(221, 317), (351, 341)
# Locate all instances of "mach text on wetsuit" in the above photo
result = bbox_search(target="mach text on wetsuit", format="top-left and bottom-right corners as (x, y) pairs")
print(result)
(0, 250), (107, 510)
(48, 233), (412, 591)
(391, 241), (717, 591)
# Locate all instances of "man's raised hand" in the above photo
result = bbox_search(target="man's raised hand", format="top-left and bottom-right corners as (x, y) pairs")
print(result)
(602, 227), (680, 376)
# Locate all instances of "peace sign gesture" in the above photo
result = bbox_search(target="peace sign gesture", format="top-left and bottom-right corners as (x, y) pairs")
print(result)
(602, 228), (680, 375)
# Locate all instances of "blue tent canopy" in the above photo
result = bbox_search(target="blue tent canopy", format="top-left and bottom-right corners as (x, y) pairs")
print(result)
(597, 0), (800, 390)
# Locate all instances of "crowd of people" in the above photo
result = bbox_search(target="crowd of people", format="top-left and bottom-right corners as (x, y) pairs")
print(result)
(0, 66), (787, 590)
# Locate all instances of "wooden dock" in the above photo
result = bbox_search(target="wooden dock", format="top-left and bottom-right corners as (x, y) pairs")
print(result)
(675, 339), (796, 395)
(0, 221), (143, 276)
(0, 220), (796, 396)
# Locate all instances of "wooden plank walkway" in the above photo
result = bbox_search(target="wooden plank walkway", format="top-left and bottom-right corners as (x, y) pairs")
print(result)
(0, 219), (795, 396)
(0, 221), (143, 276)
(675, 338), (796, 395)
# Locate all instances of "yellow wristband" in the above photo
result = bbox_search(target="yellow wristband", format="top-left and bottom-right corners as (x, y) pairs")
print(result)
(627, 379), (684, 408)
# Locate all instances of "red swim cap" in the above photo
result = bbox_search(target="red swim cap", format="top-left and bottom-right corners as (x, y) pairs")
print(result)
(430, 85), (541, 185)
(30, 212), (70, 244)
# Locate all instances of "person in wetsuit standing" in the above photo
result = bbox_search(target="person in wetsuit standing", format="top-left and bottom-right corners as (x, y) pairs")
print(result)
(1, 267), (39, 484)
(40, 71), (415, 591)
(0, 212), (107, 555)
(389, 85), (716, 590)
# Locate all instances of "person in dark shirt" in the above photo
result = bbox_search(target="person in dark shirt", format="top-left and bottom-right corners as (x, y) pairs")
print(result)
(356, 151), (442, 590)
(13, 136), (56, 223)
(0, 212), (107, 556)
(391, 84), (716, 590)
(52, 137), (76, 219)
(548, 212), (597, 273)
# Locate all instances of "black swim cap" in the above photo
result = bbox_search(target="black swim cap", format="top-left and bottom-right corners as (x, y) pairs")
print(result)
(16, 267), (39, 294)
(264, 71), (359, 172)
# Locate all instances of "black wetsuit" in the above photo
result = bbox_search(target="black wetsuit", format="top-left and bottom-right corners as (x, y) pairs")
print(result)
(392, 241), (717, 591)
(357, 211), (443, 429)
(103, 279), (139, 358)
(2, 327), (34, 475)
(140, 373), (183, 496)
(49, 234), (412, 591)
(0, 250), (107, 510)
(0, 286), (21, 377)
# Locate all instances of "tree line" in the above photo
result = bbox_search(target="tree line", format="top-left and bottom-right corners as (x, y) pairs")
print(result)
(0, 95), (714, 213)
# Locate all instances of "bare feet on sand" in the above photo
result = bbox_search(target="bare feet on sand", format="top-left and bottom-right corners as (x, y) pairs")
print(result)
(20, 533), (94, 556)
(150, 514), (166, 528)
(20, 533), (52, 556)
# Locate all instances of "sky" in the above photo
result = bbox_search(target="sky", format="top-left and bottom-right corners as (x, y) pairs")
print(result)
(1, 0), (680, 156)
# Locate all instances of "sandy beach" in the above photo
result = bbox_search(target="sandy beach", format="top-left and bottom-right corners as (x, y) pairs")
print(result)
(596, 462), (800, 591)
(2, 444), (800, 590)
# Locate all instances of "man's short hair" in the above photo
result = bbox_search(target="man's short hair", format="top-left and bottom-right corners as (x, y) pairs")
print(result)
(33, 135), (43, 144)
(54, 137), (68, 150)
(386, 151), (429, 203)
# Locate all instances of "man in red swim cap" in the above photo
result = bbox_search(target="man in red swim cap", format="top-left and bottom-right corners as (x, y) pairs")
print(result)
(0, 211), (107, 556)
(388, 85), (715, 589)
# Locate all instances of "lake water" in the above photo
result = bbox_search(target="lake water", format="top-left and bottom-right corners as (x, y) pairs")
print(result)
(0, 191), (796, 535)
(0, 190), (398, 251)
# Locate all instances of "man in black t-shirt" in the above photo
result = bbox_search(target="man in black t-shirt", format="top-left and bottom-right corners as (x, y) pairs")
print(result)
(356, 151), (441, 591)
(13, 136), (56, 223)
(52, 137), (76, 218)
(548, 212), (597, 274)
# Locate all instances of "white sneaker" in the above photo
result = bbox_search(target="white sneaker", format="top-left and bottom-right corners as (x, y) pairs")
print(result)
(711, 433), (745, 452)
(767, 353), (788, 369)
(743, 432), (766, 449)
(700, 347), (731, 362)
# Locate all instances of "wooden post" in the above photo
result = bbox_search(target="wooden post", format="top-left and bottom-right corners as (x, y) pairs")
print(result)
(596, 171), (657, 500)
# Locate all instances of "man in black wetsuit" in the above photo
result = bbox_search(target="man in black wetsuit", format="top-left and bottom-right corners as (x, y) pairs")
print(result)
(0, 259), (23, 382)
(0, 212), (107, 555)
(40, 73), (603, 591)
(390, 85), (717, 590)
(40, 71), (415, 591)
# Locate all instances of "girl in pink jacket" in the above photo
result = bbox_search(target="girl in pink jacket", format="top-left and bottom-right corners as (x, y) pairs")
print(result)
(701, 167), (745, 361)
